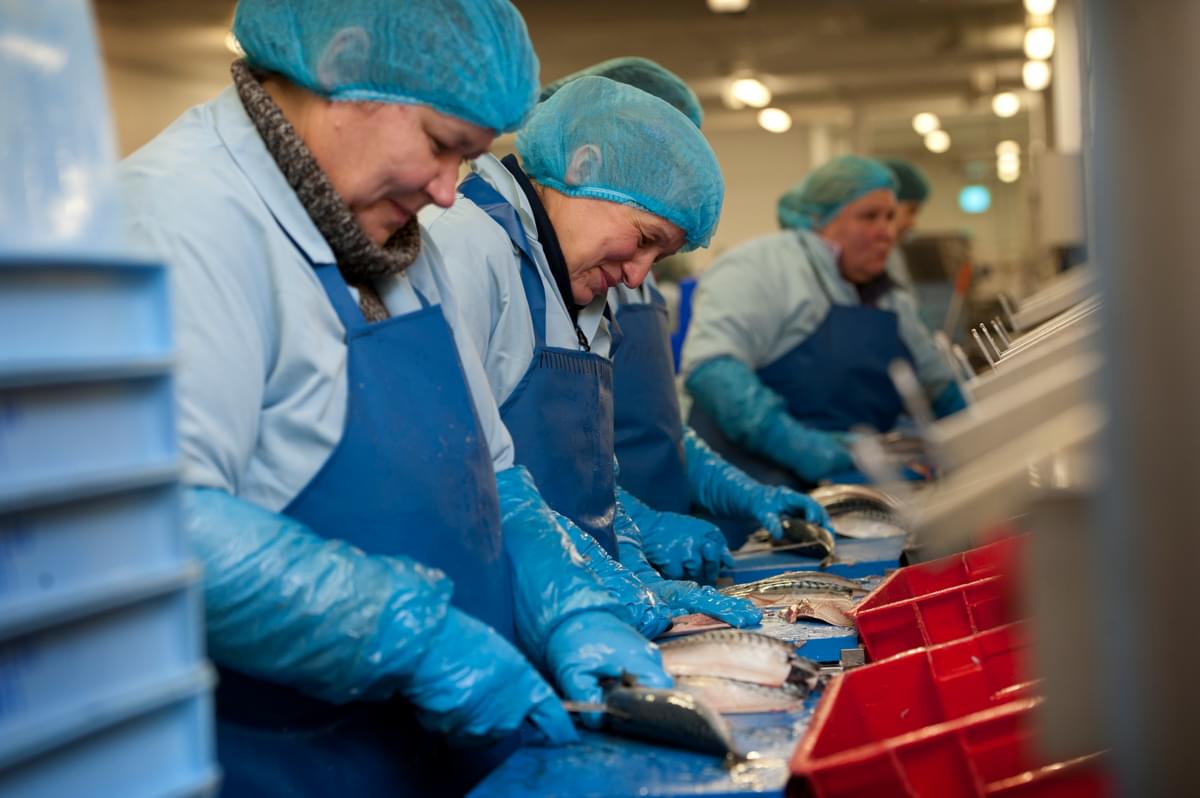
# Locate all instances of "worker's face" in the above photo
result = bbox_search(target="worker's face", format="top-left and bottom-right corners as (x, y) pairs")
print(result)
(893, 200), (922, 241)
(304, 102), (494, 246)
(540, 189), (686, 305)
(821, 189), (897, 285)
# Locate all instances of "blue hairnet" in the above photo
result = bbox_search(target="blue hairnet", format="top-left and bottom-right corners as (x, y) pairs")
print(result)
(777, 155), (898, 231)
(539, 57), (703, 129)
(516, 76), (724, 251)
(880, 157), (931, 203)
(232, 0), (539, 133)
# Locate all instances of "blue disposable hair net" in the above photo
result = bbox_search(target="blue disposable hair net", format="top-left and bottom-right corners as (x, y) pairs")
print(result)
(880, 157), (931, 203)
(777, 155), (898, 231)
(516, 76), (724, 251)
(539, 57), (703, 129)
(232, 0), (539, 133)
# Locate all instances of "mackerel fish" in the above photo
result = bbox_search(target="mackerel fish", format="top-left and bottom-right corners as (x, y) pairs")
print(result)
(659, 629), (820, 692)
(604, 683), (739, 761)
(674, 675), (807, 715)
(719, 571), (871, 601)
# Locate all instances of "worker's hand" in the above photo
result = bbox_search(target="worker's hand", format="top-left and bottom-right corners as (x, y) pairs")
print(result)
(613, 526), (762, 630)
(778, 426), (856, 483)
(406, 607), (578, 746)
(545, 611), (672, 729)
(646, 579), (763, 628)
(641, 511), (734, 585)
(553, 513), (673, 639)
(749, 486), (832, 541)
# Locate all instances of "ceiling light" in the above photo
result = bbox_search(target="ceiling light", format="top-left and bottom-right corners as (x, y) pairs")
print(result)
(992, 92), (1021, 118)
(1023, 0), (1056, 15)
(1024, 26), (1055, 60)
(225, 31), (244, 56)
(757, 107), (792, 133)
(731, 77), (772, 108)
(1023, 59), (1052, 91)
(997, 159), (1021, 182)
(997, 152), (1020, 171)
(995, 140), (1021, 157)
(924, 129), (951, 154)
(912, 112), (941, 136)
(959, 185), (992, 214)
(708, 0), (751, 12)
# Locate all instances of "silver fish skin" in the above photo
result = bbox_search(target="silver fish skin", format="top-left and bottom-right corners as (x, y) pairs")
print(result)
(830, 509), (907, 540)
(720, 571), (870, 599)
(604, 684), (739, 760)
(674, 675), (806, 715)
(659, 630), (820, 692)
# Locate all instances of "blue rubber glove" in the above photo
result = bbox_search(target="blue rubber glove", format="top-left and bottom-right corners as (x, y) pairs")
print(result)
(687, 356), (854, 482)
(614, 500), (762, 628)
(496, 466), (626, 662)
(682, 427), (831, 539)
(931, 382), (968, 418)
(545, 610), (672, 728)
(550, 511), (673, 639)
(618, 485), (733, 585)
(182, 487), (576, 745)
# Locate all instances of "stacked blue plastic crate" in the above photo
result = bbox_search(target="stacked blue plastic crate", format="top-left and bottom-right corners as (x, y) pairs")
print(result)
(0, 256), (219, 797)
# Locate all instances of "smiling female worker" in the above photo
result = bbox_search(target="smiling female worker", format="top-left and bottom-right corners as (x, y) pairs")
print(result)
(541, 58), (830, 547)
(682, 155), (966, 490)
(118, 2), (668, 796)
(408, 76), (760, 627)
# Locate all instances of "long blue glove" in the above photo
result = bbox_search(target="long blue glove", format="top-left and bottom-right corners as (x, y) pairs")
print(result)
(496, 466), (627, 662)
(618, 485), (733, 586)
(545, 610), (672, 728)
(614, 500), (762, 628)
(550, 510), (673, 639)
(183, 487), (576, 746)
(686, 356), (854, 482)
(682, 427), (831, 540)
(931, 382), (968, 418)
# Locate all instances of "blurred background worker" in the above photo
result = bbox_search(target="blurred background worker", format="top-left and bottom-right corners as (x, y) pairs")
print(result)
(543, 57), (831, 548)
(880, 156), (932, 294)
(118, 1), (668, 795)
(682, 155), (967, 489)
(405, 76), (760, 626)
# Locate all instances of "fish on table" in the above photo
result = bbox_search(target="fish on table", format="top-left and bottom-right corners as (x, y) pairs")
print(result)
(564, 679), (741, 762)
(781, 595), (856, 627)
(809, 484), (908, 540)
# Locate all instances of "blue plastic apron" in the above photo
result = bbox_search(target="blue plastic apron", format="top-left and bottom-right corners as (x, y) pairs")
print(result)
(459, 173), (619, 558)
(689, 235), (913, 489)
(611, 284), (692, 514)
(215, 241), (517, 798)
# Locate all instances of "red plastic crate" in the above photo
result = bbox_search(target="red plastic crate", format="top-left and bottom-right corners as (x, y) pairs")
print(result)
(788, 623), (1108, 798)
(854, 536), (1025, 660)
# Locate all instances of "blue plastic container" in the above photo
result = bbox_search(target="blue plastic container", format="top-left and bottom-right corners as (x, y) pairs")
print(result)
(0, 372), (178, 504)
(0, 667), (219, 798)
(0, 259), (171, 371)
(0, 568), (203, 743)
(0, 481), (184, 604)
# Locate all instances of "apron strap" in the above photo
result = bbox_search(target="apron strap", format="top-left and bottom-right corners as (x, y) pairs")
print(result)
(459, 172), (549, 348)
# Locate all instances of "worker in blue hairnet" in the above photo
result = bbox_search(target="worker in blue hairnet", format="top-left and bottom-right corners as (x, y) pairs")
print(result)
(540, 59), (830, 547)
(118, 3), (670, 795)
(682, 155), (967, 489)
(397, 76), (760, 627)
(879, 157), (932, 293)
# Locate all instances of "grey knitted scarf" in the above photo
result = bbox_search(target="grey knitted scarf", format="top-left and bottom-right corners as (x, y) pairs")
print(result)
(231, 59), (420, 322)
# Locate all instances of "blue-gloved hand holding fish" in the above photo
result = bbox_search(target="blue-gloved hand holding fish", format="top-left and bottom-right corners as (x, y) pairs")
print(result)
(545, 611), (672, 728)
(614, 499), (762, 628)
(552, 511), (674, 639)
(619, 486), (734, 586)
